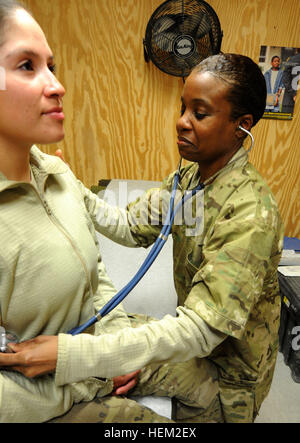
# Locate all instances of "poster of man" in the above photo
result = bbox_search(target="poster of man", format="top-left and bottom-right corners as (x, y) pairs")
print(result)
(259, 45), (300, 120)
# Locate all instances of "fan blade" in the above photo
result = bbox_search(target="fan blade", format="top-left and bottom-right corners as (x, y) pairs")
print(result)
(152, 15), (179, 51)
(152, 8), (214, 50)
(177, 15), (201, 35)
(153, 31), (177, 52)
(196, 13), (212, 39)
(152, 15), (176, 34)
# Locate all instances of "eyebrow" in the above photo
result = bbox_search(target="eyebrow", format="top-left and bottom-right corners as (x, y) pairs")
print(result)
(181, 97), (213, 109)
(5, 48), (54, 61)
(192, 98), (211, 107)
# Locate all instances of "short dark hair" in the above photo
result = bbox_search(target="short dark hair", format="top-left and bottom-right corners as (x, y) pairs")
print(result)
(271, 55), (280, 62)
(192, 53), (267, 127)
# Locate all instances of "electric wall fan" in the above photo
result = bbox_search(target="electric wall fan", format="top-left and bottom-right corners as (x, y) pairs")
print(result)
(143, 0), (223, 78)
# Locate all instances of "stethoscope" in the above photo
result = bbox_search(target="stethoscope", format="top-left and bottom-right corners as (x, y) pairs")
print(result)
(69, 126), (253, 336)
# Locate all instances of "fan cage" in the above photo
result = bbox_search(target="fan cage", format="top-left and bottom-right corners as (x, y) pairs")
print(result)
(144, 0), (222, 77)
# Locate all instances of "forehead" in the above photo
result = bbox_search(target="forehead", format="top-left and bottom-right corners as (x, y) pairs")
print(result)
(0, 8), (52, 58)
(182, 71), (230, 108)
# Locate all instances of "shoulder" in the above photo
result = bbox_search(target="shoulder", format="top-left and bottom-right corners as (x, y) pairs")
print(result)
(243, 163), (278, 209)
(214, 162), (282, 229)
(30, 145), (69, 175)
(30, 146), (88, 200)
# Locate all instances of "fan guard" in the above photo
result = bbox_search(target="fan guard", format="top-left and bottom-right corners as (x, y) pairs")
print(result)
(143, 0), (223, 77)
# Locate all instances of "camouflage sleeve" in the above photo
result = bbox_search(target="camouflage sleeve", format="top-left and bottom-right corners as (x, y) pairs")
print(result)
(126, 172), (177, 248)
(184, 190), (283, 339)
(77, 172), (178, 250)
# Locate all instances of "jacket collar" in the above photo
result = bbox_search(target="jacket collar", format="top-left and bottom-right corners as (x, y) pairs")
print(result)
(0, 145), (69, 193)
(183, 146), (249, 190)
(29, 145), (68, 175)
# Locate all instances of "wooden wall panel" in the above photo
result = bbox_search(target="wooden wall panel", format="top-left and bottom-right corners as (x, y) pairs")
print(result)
(23, 0), (300, 236)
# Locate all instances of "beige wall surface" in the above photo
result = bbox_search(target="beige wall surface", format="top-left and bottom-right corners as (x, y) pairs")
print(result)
(23, 0), (300, 236)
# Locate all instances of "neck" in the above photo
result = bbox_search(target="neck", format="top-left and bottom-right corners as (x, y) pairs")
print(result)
(197, 145), (242, 183)
(0, 139), (32, 182)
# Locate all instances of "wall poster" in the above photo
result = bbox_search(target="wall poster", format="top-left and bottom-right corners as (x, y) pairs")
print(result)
(259, 45), (300, 120)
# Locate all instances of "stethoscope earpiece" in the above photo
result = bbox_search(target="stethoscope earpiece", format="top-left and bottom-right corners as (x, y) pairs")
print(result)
(238, 125), (254, 153)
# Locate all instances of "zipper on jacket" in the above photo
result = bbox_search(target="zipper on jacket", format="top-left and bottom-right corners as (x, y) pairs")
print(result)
(29, 182), (94, 298)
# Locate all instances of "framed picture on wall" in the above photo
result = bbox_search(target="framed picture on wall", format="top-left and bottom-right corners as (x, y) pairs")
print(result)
(259, 45), (300, 120)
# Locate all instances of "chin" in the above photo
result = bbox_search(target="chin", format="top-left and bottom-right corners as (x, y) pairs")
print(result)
(38, 131), (65, 145)
(179, 150), (197, 163)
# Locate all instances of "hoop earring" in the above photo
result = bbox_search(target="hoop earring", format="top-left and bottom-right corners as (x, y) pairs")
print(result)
(238, 126), (254, 153)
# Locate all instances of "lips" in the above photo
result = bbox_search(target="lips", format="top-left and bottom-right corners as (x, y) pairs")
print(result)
(42, 107), (64, 120)
(177, 136), (194, 147)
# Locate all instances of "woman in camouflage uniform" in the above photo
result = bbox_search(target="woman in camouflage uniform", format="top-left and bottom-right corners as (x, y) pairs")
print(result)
(1, 51), (284, 422)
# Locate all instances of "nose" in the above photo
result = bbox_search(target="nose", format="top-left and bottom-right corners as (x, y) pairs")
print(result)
(176, 110), (192, 134)
(43, 70), (65, 100)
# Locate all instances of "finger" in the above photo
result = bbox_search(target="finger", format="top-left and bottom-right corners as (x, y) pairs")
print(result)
(55, 149), (63, 159)
(114, 378), (138, 396)
(7, 364), (53, 379)
(113, 372), (138, 389)
(8, 342), (23, 353)
(5, 344), (16, 353)
(113, 370), (141, 392)
(55, 149), (68, 165)
(9, 339), (39, 351)
(0, 351), (22, 366)
(121, 370), (141, 384)
(7, 340), (39, 354)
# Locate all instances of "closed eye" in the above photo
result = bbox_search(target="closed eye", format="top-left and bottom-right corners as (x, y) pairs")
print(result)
(194, 112), (207, 120)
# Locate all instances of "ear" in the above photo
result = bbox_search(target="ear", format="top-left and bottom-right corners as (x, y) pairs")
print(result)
(235, 114), (253, 140)
(237, 114), (253, 132)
